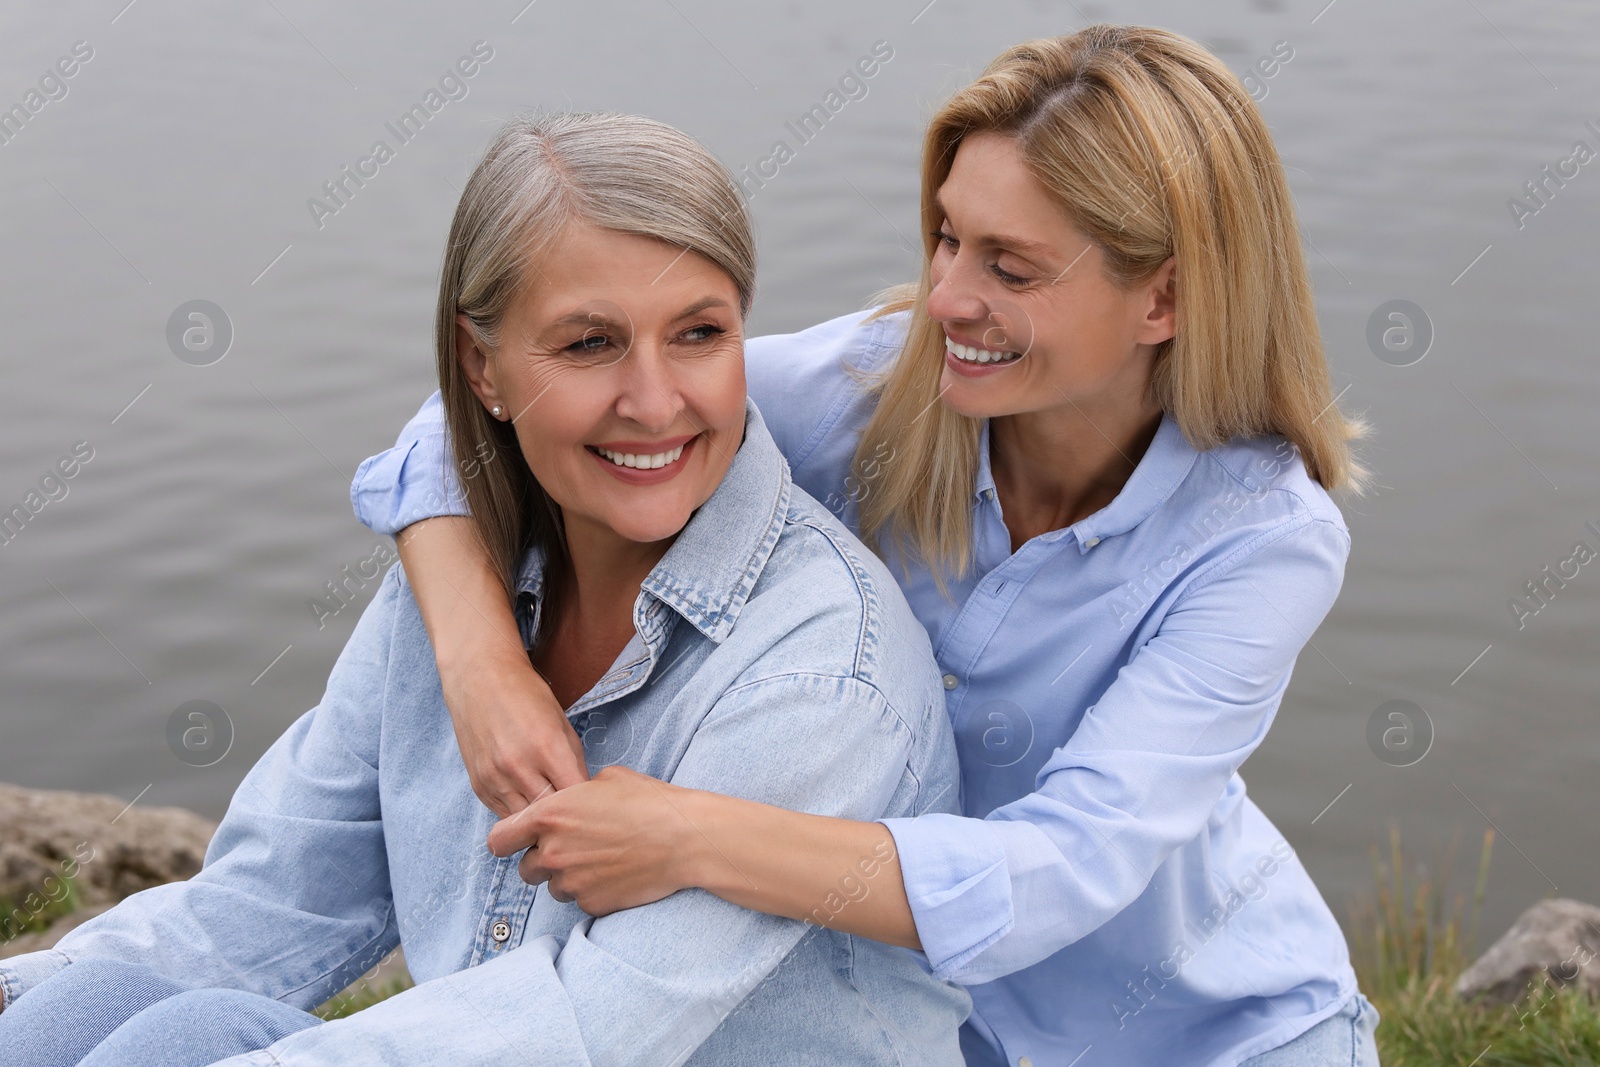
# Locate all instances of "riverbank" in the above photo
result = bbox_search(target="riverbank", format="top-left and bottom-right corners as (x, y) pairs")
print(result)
(3, 783), (1596, 1059)
(1349, 827), (1600, 1065)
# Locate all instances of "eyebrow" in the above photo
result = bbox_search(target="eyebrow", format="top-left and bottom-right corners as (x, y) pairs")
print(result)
(671, 296), (734, 319)
(546, 296), (733, 332)
(932, 192), (1060, 261)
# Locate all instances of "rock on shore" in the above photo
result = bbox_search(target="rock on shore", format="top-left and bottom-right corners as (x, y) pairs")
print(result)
(0, 781), (217, 912)
(1455, 898), (1600, 1005)
(0, 781), (410, 1005)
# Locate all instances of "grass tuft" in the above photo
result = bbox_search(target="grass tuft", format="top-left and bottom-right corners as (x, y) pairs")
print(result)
(0, 872), (82, 944)
(1349, 826), (1600, 1066)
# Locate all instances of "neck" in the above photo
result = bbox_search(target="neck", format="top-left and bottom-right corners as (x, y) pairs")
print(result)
(551, 514), (675, 632)
(989, 388), (1163, 543)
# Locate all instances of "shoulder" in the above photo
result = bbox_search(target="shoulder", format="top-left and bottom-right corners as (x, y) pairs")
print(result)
(745, 305), (908, 374)
(745, 307), (908, 470)
(328, 561), (433, 681)
(1166, 433), (1351, 599)
(735, 480), (942, 724)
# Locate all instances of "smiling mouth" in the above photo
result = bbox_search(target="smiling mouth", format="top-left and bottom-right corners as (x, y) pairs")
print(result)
(587, 441), (688, 470)
(946, 337), (1023, 365)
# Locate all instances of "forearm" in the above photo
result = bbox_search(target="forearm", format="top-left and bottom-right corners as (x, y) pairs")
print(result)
(393, 517), (588, 811)
(393, 516), (525, 674)
(679, 788), (921, 950)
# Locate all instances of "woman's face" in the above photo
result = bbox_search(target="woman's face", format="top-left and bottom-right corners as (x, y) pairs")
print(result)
(458, 221), (747, 548)
(925, 131), (1176, 421)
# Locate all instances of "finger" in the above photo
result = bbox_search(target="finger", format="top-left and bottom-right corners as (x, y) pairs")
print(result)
(501, 789), (533, 815)
(518, 853), (555, 887)
(487, 808), (543, 857)
(476, 785), (513, 820)
(544, 751), (590, 790)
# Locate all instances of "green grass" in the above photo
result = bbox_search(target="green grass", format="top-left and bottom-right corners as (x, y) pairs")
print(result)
(9, 833), (1597, 1062)
(0, 871), (82, 943)
(314, 972), (415, 1020)
(1349, 826), (1600, 1066)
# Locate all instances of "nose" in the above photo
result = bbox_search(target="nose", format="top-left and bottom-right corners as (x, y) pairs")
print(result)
(924, 250), (988, 328)
(613, 338), (684, 432)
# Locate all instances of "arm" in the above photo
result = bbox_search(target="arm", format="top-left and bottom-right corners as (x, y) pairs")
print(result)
(0, 571), (407, 1014)
(213, 674), (927, 1067)
(882, 516), (1350, 984)
(395, 515), (587, 814)
(493, 767), (922, 949)
(352, 390), (586, 815)
(496, 518), (1347, 980)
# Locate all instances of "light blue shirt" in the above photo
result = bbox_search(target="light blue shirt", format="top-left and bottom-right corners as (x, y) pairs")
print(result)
(0, 400), (971, 1066)
(345, 309), (1362, 1067)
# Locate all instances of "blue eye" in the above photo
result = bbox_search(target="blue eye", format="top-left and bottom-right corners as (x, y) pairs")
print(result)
(567, 333), (610, 353)
(682, 324), (724, 343)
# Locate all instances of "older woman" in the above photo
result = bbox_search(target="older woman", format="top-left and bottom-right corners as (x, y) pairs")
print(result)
(346, 26), (1381, 1067)
(0, 112), (969, 1066)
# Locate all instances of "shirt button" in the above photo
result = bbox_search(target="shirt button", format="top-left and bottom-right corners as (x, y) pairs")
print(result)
(1019, 1058), (1033, 1067)
(942, 673), (958, 690)
(1083, 536), (1101, 548)
(490, 920), (511, 943)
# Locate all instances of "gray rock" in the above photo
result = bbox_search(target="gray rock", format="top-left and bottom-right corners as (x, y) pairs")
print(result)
(0, 781), (411, 1014)
(0, 781), (217, 916)
(1455, 898), (1600, 1005)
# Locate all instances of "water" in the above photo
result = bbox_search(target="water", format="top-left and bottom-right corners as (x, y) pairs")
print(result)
(2, 0), (1596, 947)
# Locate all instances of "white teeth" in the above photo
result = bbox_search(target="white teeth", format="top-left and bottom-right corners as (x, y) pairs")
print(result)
(595, 443), (686, 469)
(946, 338), (1020, 365)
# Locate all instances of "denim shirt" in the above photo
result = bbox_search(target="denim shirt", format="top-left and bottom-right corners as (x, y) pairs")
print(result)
(340, 310), (1364, 1067)
(0, 399), (970, 1067)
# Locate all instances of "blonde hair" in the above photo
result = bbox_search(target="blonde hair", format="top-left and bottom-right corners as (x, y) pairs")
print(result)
(853, 25), (1366, 589)
(436, 111), (756, 603)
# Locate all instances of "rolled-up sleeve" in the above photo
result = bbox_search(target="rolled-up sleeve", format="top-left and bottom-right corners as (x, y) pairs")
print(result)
(882, 516), (1349, 985)
(350, 391), (465, 537)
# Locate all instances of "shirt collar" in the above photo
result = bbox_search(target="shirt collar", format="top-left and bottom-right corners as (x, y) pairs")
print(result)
(513, 397), (790, 643)
(974, 413), (1199, 552)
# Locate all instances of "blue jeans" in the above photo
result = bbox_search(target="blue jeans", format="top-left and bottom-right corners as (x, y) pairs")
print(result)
(0, 958), (320, 1066)
(1240, 992), (1381, 1067)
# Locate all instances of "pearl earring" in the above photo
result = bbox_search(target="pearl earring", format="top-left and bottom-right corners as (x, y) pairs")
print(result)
(491, 405), (504, 419)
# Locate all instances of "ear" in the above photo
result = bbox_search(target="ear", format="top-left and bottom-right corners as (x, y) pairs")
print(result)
(456, 314), (503, 413)
(1133, 256), (1177, 347)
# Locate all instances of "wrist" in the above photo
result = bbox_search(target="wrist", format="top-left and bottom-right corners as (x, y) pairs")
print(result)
(671, 785), (731, 894)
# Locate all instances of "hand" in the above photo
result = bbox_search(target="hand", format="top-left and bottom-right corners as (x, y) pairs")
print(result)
(441, 646), (588, 818)
(486, 765), (696, 915)
(394, 515), (590, 816)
